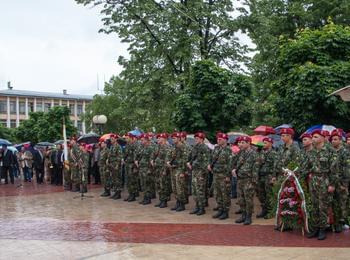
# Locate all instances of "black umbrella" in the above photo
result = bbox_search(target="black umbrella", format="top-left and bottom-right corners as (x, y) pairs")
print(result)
(0, 138), (12, 146)
(77, 133), (100, 144)
(35, 142), (55, 148)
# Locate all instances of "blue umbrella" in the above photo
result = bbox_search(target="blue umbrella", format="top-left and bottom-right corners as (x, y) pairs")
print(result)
(128, 128), (143, 137)
(305, 124), (336, 134)
(0, 138), (12, 146)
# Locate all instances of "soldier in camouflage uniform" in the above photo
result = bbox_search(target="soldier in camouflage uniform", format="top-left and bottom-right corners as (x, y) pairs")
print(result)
(306, 130), (338, 240)
(108, 134), (123, 200)
(63, 145), (71, 191)
(152, 133), (171, 208)
(298, 133), (313, 183)
(123, 133), (139, 202)
(209, 133), (232, 220)
(187, 132), (210, 216)
(167, 132), (188, 212)
(274, 128), (300, 179)
(69, 138), (82, 192)
(256, 137), (277, 219)
(231, 136), (259, 225)
(99, 141), (111, 197)
(135, 134), (155, 205)
(181, 132), (192, 204)
(330, 129), (350, 233)
(80, 143), (89, 193)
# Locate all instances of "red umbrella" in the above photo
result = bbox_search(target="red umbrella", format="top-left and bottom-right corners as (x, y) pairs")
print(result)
(99, 133), (116, 142)
(254, 125), (275, 135)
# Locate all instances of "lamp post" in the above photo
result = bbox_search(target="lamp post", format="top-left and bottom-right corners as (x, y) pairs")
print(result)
(92, 115), (107, 135)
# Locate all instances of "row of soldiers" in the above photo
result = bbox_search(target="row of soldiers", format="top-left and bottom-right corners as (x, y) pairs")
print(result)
(66, 127), (349, 241)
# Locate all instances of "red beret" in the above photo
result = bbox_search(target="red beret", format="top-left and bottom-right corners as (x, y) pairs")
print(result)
(140, 133), (150, 140)
(216, 132), (229, 140)
(194, 132), (206, 139)
(262, 137), (273, 143)
(311, 129), (325, 137)
(279, 128), (295, 136)
(180, 132), (187, 138)
(110, 134), (119, 139)
(346, 133), (350, 138)
(236, 136), (252, 143)
(300, 133), (312, 139)
(321, 130), (330, 137)
(330, 129), (343, 138)
(171, 132), (182, 139)
(157, 133), (168, 139)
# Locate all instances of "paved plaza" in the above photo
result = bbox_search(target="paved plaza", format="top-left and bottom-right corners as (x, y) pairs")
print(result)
(0, 182), (349, 259)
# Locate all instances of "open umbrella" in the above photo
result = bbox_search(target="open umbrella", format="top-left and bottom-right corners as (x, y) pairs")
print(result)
(14, 142), (31, 151)
(99, 133), (115, 142)
(77, 132), (100, 144)
(274, 124), (293, 134)
(254, 126), (275, 135)
(128, 128), (143, 137)
(0, 138), (12, 146)
(227, 132), (249, 144)
(305, 124), (336, 135)
(36, 142), (55, 148)
(267, 134), (284, 148)
(250, 135), (265, 147)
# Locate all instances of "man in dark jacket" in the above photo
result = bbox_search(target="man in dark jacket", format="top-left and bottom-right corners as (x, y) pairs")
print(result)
(0, 144), (15, 184)
(51, 145), (64, 185)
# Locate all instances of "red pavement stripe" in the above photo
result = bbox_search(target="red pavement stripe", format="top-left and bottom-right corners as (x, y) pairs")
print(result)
(0, 220), (349, 247)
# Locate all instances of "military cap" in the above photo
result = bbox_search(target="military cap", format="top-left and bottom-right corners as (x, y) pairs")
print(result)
(262, 137), (273, 143)
(300, 133), (312, 139)
(311, 129), (325, 137)
(236, 136), (252, 143)
(194, 132), (206, 139)
(216, 132), (229, 140)
(279, 128), (295, 136)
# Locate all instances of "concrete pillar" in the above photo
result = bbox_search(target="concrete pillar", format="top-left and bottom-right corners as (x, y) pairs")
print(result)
(34, 98), (37, 112)
(16, 97), (19, 127)
(6, 96), (10, 128)
(25, 98), (29, 119)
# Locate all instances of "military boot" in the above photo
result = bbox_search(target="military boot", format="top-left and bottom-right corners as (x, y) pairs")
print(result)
(318, 229), (326, 240)
(71, 185), (80, 192)
(213, 206), (220, 211)
(113, 191), (121, 200)
(256, 208), (267, 218)
(190, 203), (200, 214)
(306, 228), (318, 238)
(100, 188), (110, 197)
(127, 194), (136, 202)
(235, 209), (243, 214)
(81, 185), (88, 193)
(212, 209), (224, 219)
(171, 200), (180, 211)
(219, 210), (229, 220)
(110, 192), (118, 199)
(139, 196), (147, 204)
(235, 213), (246, 224)
(243, 214), (252, 225)
(142, 197), (151, 205)
(176, 202), (185, 212)
(196, 208), (206, 216)
(159, 200), (168, 208)
(124, 194), (131, 201)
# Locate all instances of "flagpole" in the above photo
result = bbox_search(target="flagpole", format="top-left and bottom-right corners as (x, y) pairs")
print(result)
(63, 117), (69, 186)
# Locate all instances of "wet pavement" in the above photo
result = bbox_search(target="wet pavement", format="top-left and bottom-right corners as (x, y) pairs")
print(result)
(1, 182), (350, 259)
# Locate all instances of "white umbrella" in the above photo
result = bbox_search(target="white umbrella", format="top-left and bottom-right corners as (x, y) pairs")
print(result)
(329, 86), (350, 101)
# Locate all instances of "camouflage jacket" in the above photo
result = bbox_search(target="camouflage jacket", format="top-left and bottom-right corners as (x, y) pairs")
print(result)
(190, 143), (210, 170)
(333, 145), (350, 186)
(309, 144), (338, 186)
(168, 143), (187, 172)
(137, 143), (155, 168)
(275, 142), (300, 175)
(258, 148), (277, 177)
(98, 147), (109, 168)
(211, 145), (232, 177)
(297, 148), (313, 179)
(124, 142), (137, 164)
(108, 143), (123, 167)
(153, 143), (171, 169)
(232, 148), (259, 180)
(81, 151), (90, 170)
(69, 144), (81, 166)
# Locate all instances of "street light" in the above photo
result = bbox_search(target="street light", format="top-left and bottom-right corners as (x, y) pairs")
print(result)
(92, 115), (107, 134)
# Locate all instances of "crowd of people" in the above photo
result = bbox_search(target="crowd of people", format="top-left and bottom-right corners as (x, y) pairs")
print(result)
(1, 127), (350, 242)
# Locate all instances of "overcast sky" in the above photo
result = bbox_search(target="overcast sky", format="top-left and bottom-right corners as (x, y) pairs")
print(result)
(0, 0), (128, 96)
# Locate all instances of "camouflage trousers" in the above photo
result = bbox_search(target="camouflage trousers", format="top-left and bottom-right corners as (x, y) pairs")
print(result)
(332, 181), (349, 223)
(256, 175), (273, 211)
(175, 168), (187, 203)
(71, 166), (80, 188)
(99, 165), (111, 190)
(192, 168), (207, 208)
(109, 164), (122, 192)
(154, 167), (171, 202)
(170, 168), (177, 198)
(237, 178), (255, 215)
(213, 173), (231, 210)
(139, 166), (154, 198)
(125, 163), (139, 195)
(309, 175), (329, 229)
(63, 167), (71, 187)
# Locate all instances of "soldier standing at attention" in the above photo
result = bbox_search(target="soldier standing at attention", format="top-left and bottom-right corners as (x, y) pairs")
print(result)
(256, 137), (276, 219)
(187, 132), (210, 216)
(99, 140), (111, 197)
(209, 133), (232, 220)
(109, 134), (123, 200)
(181, 132), (192, 204)
(153, 133), (171, 208)
(123, 133), (139, 202)
(330, 129), (350, 233)
(80, 143), (89, 193)
(307, 130), (338, 240)
(135, 134), (155, 205)
(69, 137), (82, 192)
(232, 136), (259, 225)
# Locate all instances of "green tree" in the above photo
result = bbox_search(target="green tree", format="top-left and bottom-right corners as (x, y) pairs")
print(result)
(15, 106), (77, 143)
(0, 125), (16, 142)
(174, 60), (252, 139)
(273, 22), (350, 131)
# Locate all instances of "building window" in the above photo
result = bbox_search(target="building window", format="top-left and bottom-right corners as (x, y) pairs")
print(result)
(77, 104), (83, 115)
(28, 102), (34, 113)
(54, 102), (59, 107)
(10, 101), (16, 114)
(77, 121), (83, 133)
(69, 104), (75, 115)
(10, 120), (16, 128)
(36, 102), (43, 112)
(0, 101), (6, 113)
(44, 103), (51, 112)
(19, 102), (26, 114)
(0, 119), (6, 127)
